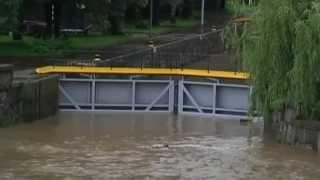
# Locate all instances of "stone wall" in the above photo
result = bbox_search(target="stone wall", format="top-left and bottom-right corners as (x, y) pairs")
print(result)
(0, 64), (59, 126)
(272, 107), (320, 152)
(17, 75), (59, 122)
(0, 64), (16, 126)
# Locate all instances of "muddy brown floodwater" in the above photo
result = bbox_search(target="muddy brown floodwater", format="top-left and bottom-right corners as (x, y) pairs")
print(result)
(0, 112), (319, 180)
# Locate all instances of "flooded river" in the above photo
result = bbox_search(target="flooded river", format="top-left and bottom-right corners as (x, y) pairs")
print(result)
(0, 112), (319, 180)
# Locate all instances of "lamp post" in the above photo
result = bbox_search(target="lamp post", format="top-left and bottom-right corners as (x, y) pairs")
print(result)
(201, 0), (205, 34)
(149, 0), (153, 40)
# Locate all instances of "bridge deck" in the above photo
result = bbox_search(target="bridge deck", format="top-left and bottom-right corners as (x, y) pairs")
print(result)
(36, 66), (248, 80)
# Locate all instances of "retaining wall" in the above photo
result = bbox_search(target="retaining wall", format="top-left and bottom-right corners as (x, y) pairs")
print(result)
(17, 75), (59, 122)
(0, 64), (15, 126)
(272, 108), (320, 152)
(0, 64), (59, 126)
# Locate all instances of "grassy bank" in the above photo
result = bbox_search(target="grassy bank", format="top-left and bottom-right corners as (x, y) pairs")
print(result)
(0, 18), (198, 57)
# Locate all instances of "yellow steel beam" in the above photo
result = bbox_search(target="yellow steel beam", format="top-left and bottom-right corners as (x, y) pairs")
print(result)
(36, 66), (248, 80)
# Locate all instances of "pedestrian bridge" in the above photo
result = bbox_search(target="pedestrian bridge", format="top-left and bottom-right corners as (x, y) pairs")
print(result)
(36, 66), (250, 119)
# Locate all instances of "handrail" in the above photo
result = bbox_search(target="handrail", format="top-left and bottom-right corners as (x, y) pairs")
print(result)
(36, 66), (248, 80)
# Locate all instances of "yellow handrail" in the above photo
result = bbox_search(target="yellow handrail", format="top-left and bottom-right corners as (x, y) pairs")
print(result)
(36, 66), (248, 80)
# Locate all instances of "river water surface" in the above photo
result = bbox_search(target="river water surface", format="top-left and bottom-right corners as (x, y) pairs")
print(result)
(0, 112), (319, 180)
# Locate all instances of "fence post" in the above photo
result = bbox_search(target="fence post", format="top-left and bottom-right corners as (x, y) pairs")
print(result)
(180, 53), (183, 70)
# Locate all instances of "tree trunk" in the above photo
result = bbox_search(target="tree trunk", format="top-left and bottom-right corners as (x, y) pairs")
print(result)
(170, 3), (177, 23)
(12, 0), (24, 40)
(44, 2), (52, 38)
(182, 0), (193, 19)
(152, 0), (160, 26)
(110, 0), (127, 35)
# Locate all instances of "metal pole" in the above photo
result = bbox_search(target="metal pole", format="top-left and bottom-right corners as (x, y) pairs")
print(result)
(51, 3), (55, 38)
(201, 0), (205, 35)
(149, 0), (153, 39)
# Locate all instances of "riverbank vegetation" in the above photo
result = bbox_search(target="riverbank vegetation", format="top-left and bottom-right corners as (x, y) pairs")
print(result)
(0, 0), (224, 57)
(0, 18), (198, 57)
(230, 0), (320, 121)
(225, 0), (258, 17)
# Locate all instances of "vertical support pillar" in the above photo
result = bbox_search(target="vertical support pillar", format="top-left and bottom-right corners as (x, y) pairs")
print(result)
(173, 78), (179, 114)
(169, 81), (174, 112)
(212, 84), (216, 115)
(91, 75), (96, 110)
(178, 81), (183, 113)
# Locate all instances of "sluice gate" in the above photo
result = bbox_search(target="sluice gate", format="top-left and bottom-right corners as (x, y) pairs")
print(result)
(58, 77), (250, 118)
(37, 66), (250, 118)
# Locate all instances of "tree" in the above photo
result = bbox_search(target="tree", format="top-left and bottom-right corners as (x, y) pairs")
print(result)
(162, 0), (183, 23)
(81, 0), (111, 34)
(182, 0), (193, 19)
(234, 0), (320, 121)
(110, 0), (127, 35)
(152, 0), (160, 26)
(0, 0), (23, 39)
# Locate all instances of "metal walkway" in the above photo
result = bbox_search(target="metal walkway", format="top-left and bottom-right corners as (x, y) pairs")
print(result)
(36, 66), (248, 80)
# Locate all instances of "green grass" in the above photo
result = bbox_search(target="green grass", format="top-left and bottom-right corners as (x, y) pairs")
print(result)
(0, 18), (198, 57)
(0, 35), (133, 56)
(0, 36), (40, 57)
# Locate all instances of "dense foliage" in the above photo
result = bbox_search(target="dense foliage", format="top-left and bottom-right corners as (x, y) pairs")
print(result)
(0, 0), (22, 33)
(0, 0), (203, 37)
(237, 0), (320, 121)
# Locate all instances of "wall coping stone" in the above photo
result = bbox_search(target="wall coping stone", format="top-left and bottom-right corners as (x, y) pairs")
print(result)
(0, 64), (13, 72)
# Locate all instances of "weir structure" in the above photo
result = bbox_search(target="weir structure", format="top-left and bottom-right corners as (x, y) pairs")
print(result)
(35, 29), (250, 119)
(36, 66), (250, 119)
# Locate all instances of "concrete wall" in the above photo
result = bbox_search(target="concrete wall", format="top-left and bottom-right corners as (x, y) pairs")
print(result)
(0, 64), (59, 126)
(18, 75), (59, 122)
(272, 108), (320, 152)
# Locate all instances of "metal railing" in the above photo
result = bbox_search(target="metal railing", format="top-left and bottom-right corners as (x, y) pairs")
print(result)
(96, 29), (226, 69)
